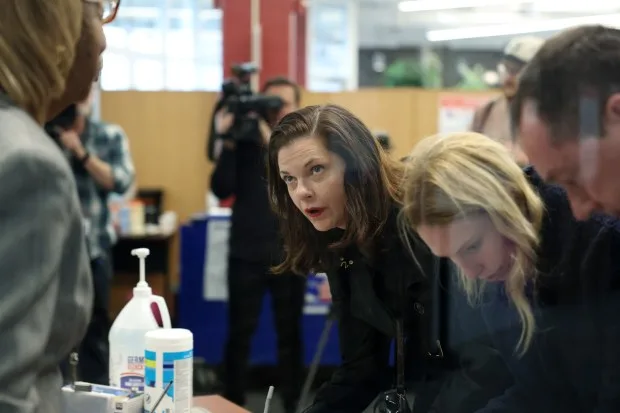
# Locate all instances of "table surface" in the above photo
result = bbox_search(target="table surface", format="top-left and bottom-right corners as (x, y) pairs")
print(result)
(194, 395), (251, 413)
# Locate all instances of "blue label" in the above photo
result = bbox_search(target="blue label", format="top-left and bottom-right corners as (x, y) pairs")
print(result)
(120, 374), (143, 391)
(144, 349), (193, 399)
(144, 350), (156, 388)
(163, 350), (192, 398)
(162, 350), (193, 362)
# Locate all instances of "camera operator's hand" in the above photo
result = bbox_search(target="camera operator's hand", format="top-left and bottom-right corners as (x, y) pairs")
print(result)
(215, 109), (234, 135)
(59, 129), (86, 158)
(258, 118), (272, 146)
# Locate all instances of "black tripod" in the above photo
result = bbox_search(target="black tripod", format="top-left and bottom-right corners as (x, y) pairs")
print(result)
(295, 305), (336, 413)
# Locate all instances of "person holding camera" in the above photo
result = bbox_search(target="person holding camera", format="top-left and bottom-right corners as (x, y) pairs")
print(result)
(211, 77), (305, 413)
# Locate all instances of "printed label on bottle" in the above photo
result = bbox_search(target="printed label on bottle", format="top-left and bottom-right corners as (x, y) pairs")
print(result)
(145, 349), (193, 413)
(110, 353), (145, 391)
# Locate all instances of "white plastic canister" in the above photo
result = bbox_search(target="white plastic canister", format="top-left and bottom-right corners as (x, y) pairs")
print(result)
(144, 329), (194, 413)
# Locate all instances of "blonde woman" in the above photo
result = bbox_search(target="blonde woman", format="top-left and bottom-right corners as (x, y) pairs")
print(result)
(401, 132), (620, 412)
(0, 1), (115, 412)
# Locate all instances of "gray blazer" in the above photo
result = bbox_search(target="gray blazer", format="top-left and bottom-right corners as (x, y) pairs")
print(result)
(0, 95), (93, 413)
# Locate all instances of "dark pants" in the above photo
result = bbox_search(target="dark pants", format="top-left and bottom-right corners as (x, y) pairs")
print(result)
(223, 258), (306, 412)
(79, 252), (113, 384)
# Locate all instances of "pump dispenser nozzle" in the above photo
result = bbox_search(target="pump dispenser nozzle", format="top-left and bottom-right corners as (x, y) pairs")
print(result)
(131, 248), (150, 289)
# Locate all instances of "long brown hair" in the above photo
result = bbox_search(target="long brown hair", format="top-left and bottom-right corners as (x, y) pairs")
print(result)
(267, 104), (403, 275)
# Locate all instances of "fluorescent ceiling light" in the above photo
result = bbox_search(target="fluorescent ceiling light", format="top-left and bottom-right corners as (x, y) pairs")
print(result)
(426, 13), (620, 41)
(398, 0), (531, 13)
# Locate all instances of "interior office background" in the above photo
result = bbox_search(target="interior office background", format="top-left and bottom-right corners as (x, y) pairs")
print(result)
(97, 1), (617, 411)
(98, 0), (616, 358)
(103, 0), (594, 93)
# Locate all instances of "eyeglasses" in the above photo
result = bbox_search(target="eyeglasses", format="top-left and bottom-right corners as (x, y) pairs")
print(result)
(102, 0), (121, 24)
(83, 0), (121, 25)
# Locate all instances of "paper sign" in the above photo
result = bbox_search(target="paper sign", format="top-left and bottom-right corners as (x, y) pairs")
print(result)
(203, 217), (231, 301)
(304, 273), (331, 315)
(438, 94), (491, 134)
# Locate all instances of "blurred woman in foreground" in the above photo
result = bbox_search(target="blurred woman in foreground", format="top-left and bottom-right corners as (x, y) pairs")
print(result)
(0, 1), (114, 411)
(401, 132), (620, 412)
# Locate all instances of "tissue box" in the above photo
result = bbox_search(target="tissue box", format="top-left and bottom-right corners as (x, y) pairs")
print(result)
(62, 383), (143, 413)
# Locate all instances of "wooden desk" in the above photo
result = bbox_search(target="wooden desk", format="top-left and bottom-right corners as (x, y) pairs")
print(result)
(193, 396), (250, 413)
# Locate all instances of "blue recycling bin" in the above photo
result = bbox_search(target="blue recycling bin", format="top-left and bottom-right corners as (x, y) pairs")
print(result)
(177, 214), (341, 366)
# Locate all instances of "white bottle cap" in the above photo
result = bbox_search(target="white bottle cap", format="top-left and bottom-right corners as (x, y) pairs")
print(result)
(131, 248), (151, 294)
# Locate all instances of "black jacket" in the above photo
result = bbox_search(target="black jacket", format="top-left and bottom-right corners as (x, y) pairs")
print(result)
(479, 167), (620, 412)
(210, 142), (281, 263)
(304, 208), (512, 413)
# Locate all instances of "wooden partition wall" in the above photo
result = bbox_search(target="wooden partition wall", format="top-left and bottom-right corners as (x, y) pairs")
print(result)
(301, 89), (444, 160)
(100, 88), (496, 286)
(101, 91), (218, 222)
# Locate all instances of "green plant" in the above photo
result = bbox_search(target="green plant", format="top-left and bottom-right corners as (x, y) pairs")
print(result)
(384, 52), (444, 89)
(456, 61), (490, 90)
(384, 58), (424, 87)
(420, 51), (443, 88)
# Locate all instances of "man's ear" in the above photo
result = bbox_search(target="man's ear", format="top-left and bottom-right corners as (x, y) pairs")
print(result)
(605, 93), (620, 125)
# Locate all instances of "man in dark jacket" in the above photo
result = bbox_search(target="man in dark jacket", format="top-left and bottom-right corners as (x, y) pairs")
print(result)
(210, 77), (305, 413)
(511, 25), (620, 220)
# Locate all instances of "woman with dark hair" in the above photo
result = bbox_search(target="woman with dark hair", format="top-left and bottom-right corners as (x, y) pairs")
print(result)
(267, 104), (513, 413)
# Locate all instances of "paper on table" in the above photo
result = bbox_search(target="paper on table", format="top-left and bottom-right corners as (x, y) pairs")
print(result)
(203, 217), (231, 301)
(191, 408), (211, 413)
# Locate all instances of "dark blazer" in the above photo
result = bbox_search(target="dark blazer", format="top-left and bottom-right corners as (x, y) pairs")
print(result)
(479, 167), (620, 412)
(303, 208), (512, 413)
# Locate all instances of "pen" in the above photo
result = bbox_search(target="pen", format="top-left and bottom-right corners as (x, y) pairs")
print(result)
(263, 386), (274, 413)
(149, 379), (173, 413)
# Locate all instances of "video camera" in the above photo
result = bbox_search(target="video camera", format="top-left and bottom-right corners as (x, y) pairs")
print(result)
(219, 62), (284, 142)
(45, 104), (78, 141)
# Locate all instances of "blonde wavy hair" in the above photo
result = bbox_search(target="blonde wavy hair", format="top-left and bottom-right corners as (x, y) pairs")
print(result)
(0, 0), (83, 123)
(400, 132), (544, 354)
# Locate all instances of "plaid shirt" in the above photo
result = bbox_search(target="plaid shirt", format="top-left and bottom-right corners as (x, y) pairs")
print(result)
(70, 118), (135, 259)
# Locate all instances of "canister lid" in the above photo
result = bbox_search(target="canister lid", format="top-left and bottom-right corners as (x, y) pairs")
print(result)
(145, 328), (193, 351)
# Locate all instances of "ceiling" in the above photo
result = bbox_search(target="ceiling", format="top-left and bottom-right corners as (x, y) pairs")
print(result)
(356, 0), (620, 50)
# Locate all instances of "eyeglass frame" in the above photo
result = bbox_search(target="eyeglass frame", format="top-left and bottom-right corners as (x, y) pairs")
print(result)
(83, 0), (121, 25)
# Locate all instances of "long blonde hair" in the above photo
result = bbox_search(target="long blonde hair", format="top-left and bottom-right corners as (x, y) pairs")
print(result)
(0, 0), (83, 123)
(400, 132), (544, 354)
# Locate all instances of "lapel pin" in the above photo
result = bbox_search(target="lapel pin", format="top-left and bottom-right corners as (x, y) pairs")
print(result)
(340, 257), (354, 269)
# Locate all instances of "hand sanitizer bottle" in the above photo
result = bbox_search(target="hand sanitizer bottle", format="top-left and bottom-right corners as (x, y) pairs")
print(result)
(108, 248), (171, 391)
